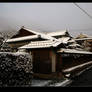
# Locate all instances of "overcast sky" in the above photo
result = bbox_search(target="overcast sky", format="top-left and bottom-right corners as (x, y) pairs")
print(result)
(0, 3), (92, 37)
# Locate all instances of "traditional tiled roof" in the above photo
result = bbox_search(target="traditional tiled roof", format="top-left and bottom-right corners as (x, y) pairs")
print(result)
(21, 27), (57, 41)
(46, 30), (68, 37)
(19, 40), (62, 49)
(6, 26), (58, 43)
(6, 33), (57, 43)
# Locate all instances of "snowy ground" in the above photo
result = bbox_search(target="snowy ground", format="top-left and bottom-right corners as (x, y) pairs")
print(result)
(31, 79), (52, 87)
(31, 78), (71, 87)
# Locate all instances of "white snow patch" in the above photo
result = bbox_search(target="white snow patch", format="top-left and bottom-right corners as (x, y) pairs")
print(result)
(31, 79), (52, 87)
(63, 61), (92, 73)
(49, 79), (72, 87)
(46, 30), (67, 37)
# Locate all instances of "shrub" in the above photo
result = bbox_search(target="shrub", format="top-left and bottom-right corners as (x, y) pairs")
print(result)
(0, 52), (33, 87)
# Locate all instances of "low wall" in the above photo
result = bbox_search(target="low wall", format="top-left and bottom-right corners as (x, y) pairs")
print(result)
(62, 61), (92, 78)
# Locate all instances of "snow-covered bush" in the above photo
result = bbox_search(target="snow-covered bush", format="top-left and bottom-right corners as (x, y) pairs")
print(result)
(0, 32), (12, 52)
(0, 34), (4, 50)
(0, 52), (32, 87)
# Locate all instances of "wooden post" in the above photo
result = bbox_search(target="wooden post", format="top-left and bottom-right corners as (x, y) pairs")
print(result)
(29, 51), (33, 63)
(51, 51), (56, 73)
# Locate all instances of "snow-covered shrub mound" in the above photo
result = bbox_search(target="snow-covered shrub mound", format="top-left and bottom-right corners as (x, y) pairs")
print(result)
(0, 52), (32, 87)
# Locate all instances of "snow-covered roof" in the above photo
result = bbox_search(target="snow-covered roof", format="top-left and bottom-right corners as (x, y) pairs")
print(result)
(76, 33), (88, 39)
(6, 35), (39, 43)
(67, 39), (76, 43)
(58, 37), (70, 44)
(58, 48), (92, 54)
(6, 33), (57, 43)
(23, 27), (57, 41)
(68, 43), (81, 47)
(46, 30), (68, 37)
(19, 40), (62, 49)
(40, 34), (57, 41)
(7, 26), (58, 43)
(75, 37), (92, 41)
(11, 27), (45, 39)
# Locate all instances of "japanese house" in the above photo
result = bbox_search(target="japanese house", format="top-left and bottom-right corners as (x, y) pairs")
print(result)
(6, 27), (92, 79)
(6, 26), (56, 52)
(75, 33), (92, 52)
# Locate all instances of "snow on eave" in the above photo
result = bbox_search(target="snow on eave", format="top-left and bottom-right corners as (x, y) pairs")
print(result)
(58, 37), (70, 44)
(41, 34), (57, 41)
(75, 37), (92, 41)
(46, 30), (68, 37)
(6, 33), (57, 43)
(23, 28), (57, 41)
(62, 61), (92, 73)
(69, 43), (81, 47)
(7, 26), (57, 43)
(52, 41), (62, 47)
(58, 49), (92, 54)
(6, 35), (39, 43)
(19, 45), (51, 49)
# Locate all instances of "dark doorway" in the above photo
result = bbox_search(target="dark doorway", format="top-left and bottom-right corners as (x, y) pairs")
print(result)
(32, 50), (52, 74)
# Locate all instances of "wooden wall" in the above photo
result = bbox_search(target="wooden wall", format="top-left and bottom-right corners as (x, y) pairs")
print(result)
(30, 49), (64, 74)
(56, 54), (62, 72)
(61, 54), (92, 69)
(31, 49), (52, 74)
